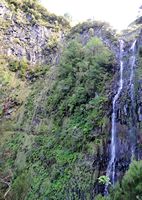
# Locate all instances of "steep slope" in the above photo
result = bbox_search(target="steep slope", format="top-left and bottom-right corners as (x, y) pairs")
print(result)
(0, 1), (70, 199)
(0, 36), (116, 199)
(0, 0), (69, 123)
(0, 0), (70, 64)
(0, 1), (142, 200)
(96, 160), (142, 200)
(0, 12), (117, 199)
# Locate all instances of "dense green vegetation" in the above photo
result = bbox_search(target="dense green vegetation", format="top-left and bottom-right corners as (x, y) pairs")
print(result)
(0, 37), (115, 199)
(1, 1), (142, 197)
(46, 37), (114, 129)
(7, 57), (50, 80)
(96, 160), (142, 200)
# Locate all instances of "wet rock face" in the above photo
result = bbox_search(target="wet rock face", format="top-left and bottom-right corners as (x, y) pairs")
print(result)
(114, 48), (134, 171)
(81, 26), (142, 193)
(0, 2), (65, 65)
(87, 28), (142, 191)
(105, 31), (142, 183)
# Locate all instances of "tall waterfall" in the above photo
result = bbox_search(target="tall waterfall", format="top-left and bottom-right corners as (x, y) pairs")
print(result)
(104, 40), (124, 194)
(129, 40), (137, 158)
(104, 40), (137, 194)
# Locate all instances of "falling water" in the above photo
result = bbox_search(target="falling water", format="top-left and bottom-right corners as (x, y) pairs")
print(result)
(129, 40), (137, 158)
(104, 40), (124, 194)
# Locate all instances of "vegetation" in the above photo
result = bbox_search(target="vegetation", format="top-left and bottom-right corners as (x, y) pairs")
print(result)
(98, 176), (111, 185)
(0, 56), (30, 120)
(1, 1), (142, 198)
(67, 21), (117, 45)
(96, 160), (142, 200)
(5, 0), (70, 29)
(3, 56), (49, 81)
(0, 37), (115, 199)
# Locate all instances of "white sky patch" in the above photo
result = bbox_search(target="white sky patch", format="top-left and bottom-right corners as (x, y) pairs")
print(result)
(40, 0), (141, 30)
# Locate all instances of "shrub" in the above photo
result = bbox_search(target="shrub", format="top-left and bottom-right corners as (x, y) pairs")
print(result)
(8, 60), (20, 72)
(109, 160), (142, 200)
(95, 160), (142, 200)
(10, 172), (31, 200)
(98, 176), (111, 185)
(3, 36), (115, 200)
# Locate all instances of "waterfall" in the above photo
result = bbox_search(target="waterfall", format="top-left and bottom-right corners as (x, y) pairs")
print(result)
(104, 40), (124, 194)
(129, 40), (137, 159)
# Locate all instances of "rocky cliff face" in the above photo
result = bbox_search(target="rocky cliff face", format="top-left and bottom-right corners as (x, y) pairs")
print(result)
(0, 1), (142, 199)
(0, 0), (70, 125)
(107, 25), (142, 182)
(0, 0), (69, 65)
(67, 19), (142, 190)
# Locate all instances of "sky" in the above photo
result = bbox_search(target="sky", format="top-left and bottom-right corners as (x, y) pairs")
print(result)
(40, 0), (142, 30)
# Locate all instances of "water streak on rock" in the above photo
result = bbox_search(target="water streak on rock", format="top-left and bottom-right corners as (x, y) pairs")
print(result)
(105, 40), (124, 194)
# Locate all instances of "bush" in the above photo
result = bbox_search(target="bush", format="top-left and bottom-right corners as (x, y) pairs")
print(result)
(96, 160), (142, 200)
(8, 60), (20, 72)
(9, 172), (31, 200)
(3, 37), (115, 200)
(109, 160), (142, 200)
(98, 176), (111, 185)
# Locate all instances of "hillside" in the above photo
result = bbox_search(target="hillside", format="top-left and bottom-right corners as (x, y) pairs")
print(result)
(0, 0), (142, 200)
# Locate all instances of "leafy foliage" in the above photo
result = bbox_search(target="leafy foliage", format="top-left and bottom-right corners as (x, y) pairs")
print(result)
(109, 160), (142, 200)
(7, 57), (49, 80)
(96, 160), (142, 200)
(10, 171), (31, 200)
(98, 176), (111, 185)
(1, 37), (115, 199)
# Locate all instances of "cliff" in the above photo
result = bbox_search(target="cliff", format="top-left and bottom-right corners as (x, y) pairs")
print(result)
(0, 1), (142, 200)
(0, 0), (70, 64)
